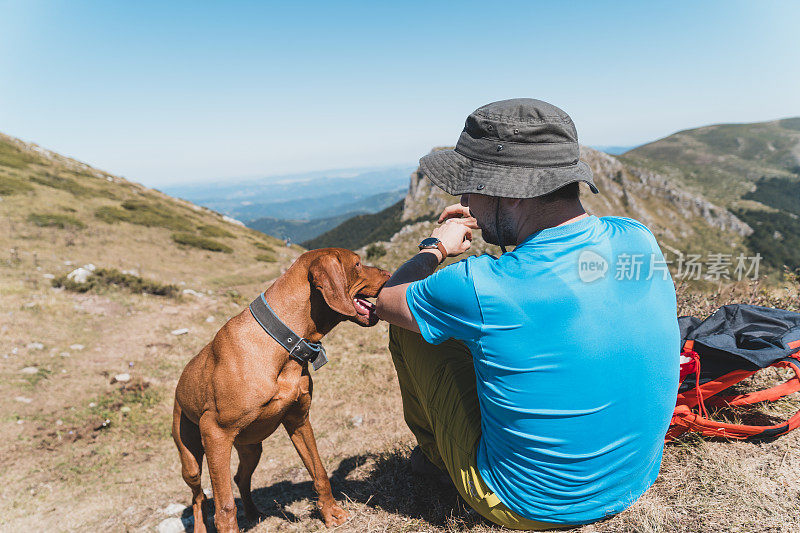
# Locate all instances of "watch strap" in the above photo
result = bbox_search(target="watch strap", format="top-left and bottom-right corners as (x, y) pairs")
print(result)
(435, 241), (447, 263)
(419, 241), (447, 264)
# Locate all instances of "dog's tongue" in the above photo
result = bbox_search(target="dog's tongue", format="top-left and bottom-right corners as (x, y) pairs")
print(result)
(353, 296), (376, 318)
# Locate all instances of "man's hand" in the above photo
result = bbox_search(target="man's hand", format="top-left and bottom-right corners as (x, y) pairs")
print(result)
(431, 203), (478, 259)
(431, 219), (473, 258)
(438, 203), (478, 226)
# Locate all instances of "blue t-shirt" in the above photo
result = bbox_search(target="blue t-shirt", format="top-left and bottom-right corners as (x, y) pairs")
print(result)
(406, 215), (679, 525)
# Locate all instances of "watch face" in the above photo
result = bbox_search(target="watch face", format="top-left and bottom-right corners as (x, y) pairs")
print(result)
(419, 237), (440, 248)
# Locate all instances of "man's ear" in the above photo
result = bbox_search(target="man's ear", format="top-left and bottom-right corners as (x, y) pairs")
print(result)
(308, 254), (355, 317)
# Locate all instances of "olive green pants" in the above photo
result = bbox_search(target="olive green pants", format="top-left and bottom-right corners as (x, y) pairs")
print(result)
(388, 325), (563, 530)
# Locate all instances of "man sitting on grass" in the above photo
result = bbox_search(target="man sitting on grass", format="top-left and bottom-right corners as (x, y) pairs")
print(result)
(376, 99), (679, 529)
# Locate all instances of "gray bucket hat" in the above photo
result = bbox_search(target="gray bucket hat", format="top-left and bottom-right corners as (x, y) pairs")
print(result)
(420, 98), (598, 198)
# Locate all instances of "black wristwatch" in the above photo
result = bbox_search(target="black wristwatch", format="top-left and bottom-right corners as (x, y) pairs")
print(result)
(418, 237), (447, 264)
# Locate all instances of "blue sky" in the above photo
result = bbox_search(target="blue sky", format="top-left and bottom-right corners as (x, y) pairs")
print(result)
(2, 1), (799, 186)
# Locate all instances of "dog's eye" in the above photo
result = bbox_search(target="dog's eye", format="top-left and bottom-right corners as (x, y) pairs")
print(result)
(355, 262), (361, 268)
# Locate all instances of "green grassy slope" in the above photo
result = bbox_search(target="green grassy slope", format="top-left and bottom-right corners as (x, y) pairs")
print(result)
(247, 211), (363, 243)
(0, 131), (297, 289)
(622, 118), (800, 205)
(301, 200), (428, 250)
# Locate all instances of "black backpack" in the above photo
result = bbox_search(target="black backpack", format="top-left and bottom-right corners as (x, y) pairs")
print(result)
(668, 304), (800, 441)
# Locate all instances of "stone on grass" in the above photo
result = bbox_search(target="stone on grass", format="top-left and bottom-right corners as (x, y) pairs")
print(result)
(171, 328), (189, 336)
(156, 516), (187, 533)
(20, 366), (39, 374)
(182, 289), (204, 298)
(66, 268), (90, 283)
(120, 406), (131, 414)
(67, 267), (94, 284)
(222, 215), (245, 226)
(42, 273), (55, 279)
(27, 342), (44, 350)
(163, 502), (186, 515)
(205, 316), (215, 323)
(14, 396), (33, 404)
(113, 373), (131, 383)
(69, 344), (85, 351)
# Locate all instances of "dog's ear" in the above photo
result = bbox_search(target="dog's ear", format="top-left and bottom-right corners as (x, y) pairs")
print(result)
(308, 253), (355, 317)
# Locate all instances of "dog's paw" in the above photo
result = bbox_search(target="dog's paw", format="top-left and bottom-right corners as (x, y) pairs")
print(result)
(321, 503), (349, 527)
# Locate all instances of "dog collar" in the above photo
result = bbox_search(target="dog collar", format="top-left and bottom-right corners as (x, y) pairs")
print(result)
(248, 293), (329, 371)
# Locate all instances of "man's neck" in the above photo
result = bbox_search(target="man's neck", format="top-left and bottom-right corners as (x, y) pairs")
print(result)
(513, 201), (587, 245)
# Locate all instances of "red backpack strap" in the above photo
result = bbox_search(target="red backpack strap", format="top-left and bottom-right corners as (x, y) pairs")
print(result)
(670, 356), (800, 441)
(670, 404), (800, 440)
(705, 358), (800, 408)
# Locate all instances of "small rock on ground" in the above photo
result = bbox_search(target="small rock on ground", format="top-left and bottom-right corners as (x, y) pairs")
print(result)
(69, 344), (85, 351)
(66, 267), (94, 284)
(163, 502), (186, 515)
(171, 328), (189, 336)
(20, 366), (39, 374)
(27, 342), (44, 350)
(156, 516), (189, 533)
(113, 373), (131, 383)
(14, 396), (33, 403)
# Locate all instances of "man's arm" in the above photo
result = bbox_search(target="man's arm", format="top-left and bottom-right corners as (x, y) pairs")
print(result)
(376, 207), (476, 331)
(375, 250), (441, 332)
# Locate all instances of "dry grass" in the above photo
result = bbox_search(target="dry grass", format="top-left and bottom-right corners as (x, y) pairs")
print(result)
(2, 240), (798, 532)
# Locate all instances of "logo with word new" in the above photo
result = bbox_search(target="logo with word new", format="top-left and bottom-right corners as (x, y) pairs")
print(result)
(578, 250), (608, 283)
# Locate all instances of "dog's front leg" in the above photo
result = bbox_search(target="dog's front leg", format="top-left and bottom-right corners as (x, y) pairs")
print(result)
(200, 414), (240, 533)
(283, 407), (349, 527)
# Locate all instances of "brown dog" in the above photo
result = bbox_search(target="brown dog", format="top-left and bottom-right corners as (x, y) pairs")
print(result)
(172, 248), (390, 532)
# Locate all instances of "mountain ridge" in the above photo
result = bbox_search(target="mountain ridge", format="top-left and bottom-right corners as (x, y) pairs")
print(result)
(622, 117), (800, 270)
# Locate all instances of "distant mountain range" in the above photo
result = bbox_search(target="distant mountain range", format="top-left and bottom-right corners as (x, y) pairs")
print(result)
(162, 165), (414, 220)
(162, 165), (414, 242)
(245, 189), (406, 242)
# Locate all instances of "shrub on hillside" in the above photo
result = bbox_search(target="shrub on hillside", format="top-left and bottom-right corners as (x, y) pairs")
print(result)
(172, 232), (233, 253)
(27, 212), (86, 229)
(0, 141), (35, 169)
(0, 172), (34, 195)
(365, 243), (387, 261)
(95, 200), (192, 231)
(255, 251), (277, 262)
(52, 268), (178, 296)
(252, 241), (274, 251)
(29, 172), (93, 196)
(198, 224), (235, 239)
